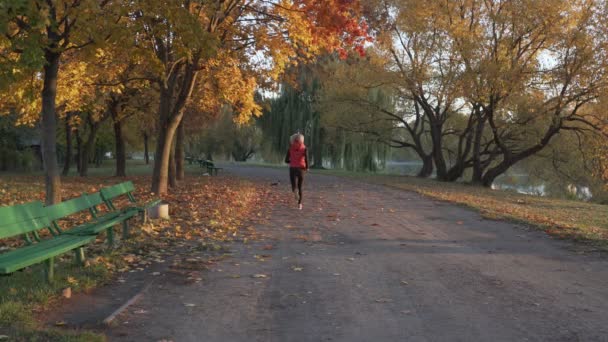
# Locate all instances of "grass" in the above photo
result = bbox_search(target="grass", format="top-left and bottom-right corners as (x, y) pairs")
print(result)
(1, 301), (103, 341)
(314, 169), (608, 250)
(0, 255), (114, 341)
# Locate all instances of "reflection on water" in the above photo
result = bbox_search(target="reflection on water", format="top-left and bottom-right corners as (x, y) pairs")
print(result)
(491, 183), (546, 196)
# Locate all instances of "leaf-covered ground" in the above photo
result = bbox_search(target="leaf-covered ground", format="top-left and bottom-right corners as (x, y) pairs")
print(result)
(0, 173), (270, 341)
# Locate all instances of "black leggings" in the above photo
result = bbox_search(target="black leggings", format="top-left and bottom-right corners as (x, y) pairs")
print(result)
(289, 167), (304, 204)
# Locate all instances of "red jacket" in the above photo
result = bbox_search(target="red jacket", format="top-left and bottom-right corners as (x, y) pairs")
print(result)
(285, 141), (308, 169)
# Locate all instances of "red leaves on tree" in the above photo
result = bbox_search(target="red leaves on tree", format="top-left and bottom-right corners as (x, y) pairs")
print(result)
(295, 0), (371, 58)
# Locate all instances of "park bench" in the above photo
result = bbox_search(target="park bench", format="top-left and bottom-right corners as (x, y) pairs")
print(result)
(0, 183), (159, 282)
(199, 159), (222, 176)
(100, 181), (161, 223)
(46, 193), (138, 245)
(0, 201), (96, 282)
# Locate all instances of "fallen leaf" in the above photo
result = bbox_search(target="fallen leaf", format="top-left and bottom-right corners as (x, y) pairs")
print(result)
(252, 274), (268, 278)
(375, 298), (392, 303)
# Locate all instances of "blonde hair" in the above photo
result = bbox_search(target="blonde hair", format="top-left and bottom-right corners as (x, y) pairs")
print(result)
(290, 133), (304, 144)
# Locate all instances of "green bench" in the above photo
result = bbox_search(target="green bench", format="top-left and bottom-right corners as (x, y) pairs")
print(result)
(100, 181), (162, 222)
(46, 193), (138, 246)
(0, 201), (96, 282)
(0, 182), (160, 282)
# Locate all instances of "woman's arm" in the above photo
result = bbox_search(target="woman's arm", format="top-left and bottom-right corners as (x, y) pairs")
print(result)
(305, 148), (309, 170)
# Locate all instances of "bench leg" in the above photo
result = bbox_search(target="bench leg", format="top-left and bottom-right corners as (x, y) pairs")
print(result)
(107, 227), (115, 248)
(45, 257), (55, 282)
(74, 247), (85, 266)
(122, 219), (130, 239)
(141, 209), (148, 224)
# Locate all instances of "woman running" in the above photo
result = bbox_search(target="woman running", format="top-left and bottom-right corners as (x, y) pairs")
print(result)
(285, 133), (308, 210)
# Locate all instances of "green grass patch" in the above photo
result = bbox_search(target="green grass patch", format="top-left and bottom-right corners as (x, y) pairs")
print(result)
(1, 301), (104, 341)
(319, 170), (608, 250)
(0, 245), (129, 340)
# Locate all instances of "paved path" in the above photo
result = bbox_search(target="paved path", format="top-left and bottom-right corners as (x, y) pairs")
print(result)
(107, 165), (608, 341)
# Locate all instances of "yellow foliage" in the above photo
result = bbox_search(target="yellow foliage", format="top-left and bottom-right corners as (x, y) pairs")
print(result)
(191, 52), (262, 124)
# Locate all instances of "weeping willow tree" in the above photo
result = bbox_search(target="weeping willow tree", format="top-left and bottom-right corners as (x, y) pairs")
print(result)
(258, 65), (390, 171)
(319, 85), (393, 172)
(258, 77), (323, 166)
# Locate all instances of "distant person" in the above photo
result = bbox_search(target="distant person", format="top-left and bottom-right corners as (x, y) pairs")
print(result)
(285, 133), (309, 210)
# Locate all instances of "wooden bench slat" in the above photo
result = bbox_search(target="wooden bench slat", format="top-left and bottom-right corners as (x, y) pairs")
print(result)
(0, 235), (95, 274)
(100, 181), (136, 201)
(86, 192), (105, 207)
(0, 201), (45, 226)
(0, 217), (51, 240)
(64, 210), (138, 235)
(45, 196), (93, 222)
(100, 181), (160, 214)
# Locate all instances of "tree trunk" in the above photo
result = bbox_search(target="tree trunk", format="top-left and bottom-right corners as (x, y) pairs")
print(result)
(114, 117), (126, 177)
(79, 118), (100, 177)
(75, 130), (82, 173)
(151, 126), (176, 194)
(151, 90), (178, 194)
(471, 113), (487, 184)
(151, 65), (198, 195)
(312, 125), (324, 169)
(143, 132), (150, 164)
(430, 122), (448, 181)
(95, 143), (103, 167)
(175, 121), (185, 181)
(168, 146), (177, 188)
(417, 155), (434, 178)
(481, 163), (510, 187)
(41, 51), (62, 204)
(62, 112), (72, 176)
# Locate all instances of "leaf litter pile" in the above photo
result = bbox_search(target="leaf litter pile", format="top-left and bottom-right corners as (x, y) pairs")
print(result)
(0, 174), (270, 284)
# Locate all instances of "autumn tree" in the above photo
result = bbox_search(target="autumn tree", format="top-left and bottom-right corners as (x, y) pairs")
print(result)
(317, 53), (434, 176)
(356, 0), (608, 186)
(123, 0), (369, 195)
(0, 0), (116, 203)
(444, 0), (608, 186)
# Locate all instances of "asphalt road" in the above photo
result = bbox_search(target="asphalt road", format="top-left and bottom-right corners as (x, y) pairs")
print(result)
(106, 165), (608, 342)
